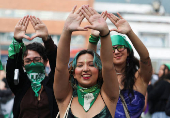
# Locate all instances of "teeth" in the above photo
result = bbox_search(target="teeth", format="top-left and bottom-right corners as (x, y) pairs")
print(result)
(82, 75), (91, 77)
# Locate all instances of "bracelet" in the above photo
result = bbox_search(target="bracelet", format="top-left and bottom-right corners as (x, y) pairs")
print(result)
(89, 34), (100, 45)
(99, 30), (110, 37)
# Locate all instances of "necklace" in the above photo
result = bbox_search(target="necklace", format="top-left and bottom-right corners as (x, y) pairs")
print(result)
(115, 68), (122, 75)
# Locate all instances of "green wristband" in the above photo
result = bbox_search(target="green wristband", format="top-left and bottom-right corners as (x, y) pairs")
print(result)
(8, 38), (26, 59)
(89, 35), (100, 45)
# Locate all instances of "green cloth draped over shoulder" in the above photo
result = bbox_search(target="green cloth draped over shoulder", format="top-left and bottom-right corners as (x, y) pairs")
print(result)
(8, 38), (26, 59)
(111, 34), (132, 53)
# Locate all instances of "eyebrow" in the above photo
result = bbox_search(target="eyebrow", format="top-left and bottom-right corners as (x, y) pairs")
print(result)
(77, 61), (93, 63)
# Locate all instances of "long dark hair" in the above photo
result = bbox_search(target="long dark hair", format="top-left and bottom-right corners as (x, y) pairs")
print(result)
(154, 64), (170, 86)
(121, 48), (139, 96)
(159, 64), (170, 80)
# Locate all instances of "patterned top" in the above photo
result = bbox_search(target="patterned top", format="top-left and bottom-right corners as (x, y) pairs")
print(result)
(115, 89), (145, 118)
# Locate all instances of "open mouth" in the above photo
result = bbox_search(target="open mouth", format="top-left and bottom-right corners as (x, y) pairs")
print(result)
(82, 74), (91, 79)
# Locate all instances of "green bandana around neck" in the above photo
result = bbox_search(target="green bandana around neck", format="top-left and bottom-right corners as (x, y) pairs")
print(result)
(111, 35), (132, 52)
(0, 60), (3, 70)
(24, 62), (45, 97)
(77, 84), (100, 112)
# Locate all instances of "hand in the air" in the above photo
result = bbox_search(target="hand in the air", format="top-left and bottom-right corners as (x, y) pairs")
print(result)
(107, 13), (132, 34)
(64, 5), (87, 32)
(30, 16), (49, 41)
(14, 15), (31, 41)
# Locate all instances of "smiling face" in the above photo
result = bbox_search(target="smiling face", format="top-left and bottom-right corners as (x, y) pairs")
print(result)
(74, 53), (99, 88)
(112, 45), (129, 66)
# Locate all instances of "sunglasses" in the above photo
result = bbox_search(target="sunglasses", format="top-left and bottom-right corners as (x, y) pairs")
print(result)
(112, 45), (126, 53)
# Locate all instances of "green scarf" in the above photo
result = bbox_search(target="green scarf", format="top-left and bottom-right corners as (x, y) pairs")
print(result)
(111, 34), (132, 53)
(8, 38), (26, 59)
(0, 60), (3, 70)
(24, 62), (45, 97)
(77, 84), (100, 112)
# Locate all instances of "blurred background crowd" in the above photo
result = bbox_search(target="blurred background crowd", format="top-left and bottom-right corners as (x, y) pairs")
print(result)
(0, 0), (170, 118)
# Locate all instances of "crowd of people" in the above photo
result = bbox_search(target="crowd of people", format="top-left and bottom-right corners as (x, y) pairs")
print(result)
(0, 4), (170, 118)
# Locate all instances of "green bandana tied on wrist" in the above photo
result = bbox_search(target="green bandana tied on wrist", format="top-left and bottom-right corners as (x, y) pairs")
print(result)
(111, 34), (132, 53)
(89, 34), (100, 45)
(0, 60), (3, 70)
(77, 84), (100, 112)
(8, 38), (26, 59)
(25, 62), (45, 97)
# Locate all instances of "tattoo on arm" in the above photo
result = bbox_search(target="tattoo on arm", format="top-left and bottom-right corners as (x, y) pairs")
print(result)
(140, 57), (151, 66)
(140, 57), (153, 74)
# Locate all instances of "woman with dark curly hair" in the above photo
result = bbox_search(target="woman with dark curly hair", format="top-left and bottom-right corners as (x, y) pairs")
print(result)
(88, 12), (152, 118)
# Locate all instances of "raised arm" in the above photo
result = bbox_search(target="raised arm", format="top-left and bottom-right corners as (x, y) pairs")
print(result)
(54, 6), (87, 101)
(7, 16), (30, 94)
(29, 16), (57, 78)
(108, 13), (152, 84)
(81, 6), (119, 116)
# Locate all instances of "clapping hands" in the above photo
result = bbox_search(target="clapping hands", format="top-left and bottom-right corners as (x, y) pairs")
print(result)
(14, 15), (48, 41)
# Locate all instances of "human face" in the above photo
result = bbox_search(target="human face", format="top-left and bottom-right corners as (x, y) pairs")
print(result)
(158, 65), (168, 78)
(74, 53), (99, 88)
(23, 50), (46, 66)
(112, 45), (129, 65)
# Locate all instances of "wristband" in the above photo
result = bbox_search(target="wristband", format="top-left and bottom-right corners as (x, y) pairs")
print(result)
(8, 37), (26, 59)
(89, 34), (100, 45)
(99, 30), (110, 37)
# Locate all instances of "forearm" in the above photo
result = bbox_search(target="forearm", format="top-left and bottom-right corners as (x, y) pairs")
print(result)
(88, 43), (97, 52)
(54, 29), (72, 99)
(127, 30), (152, 81)
(56, 30), (72, 70)
(100, 32), (113, 69)
(127, 30), (149, 59)
(87, 34), (99, 52)
(7, 41), (25, 93)
(43, 35), (56, 54)
(100, 30), (119, 99)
